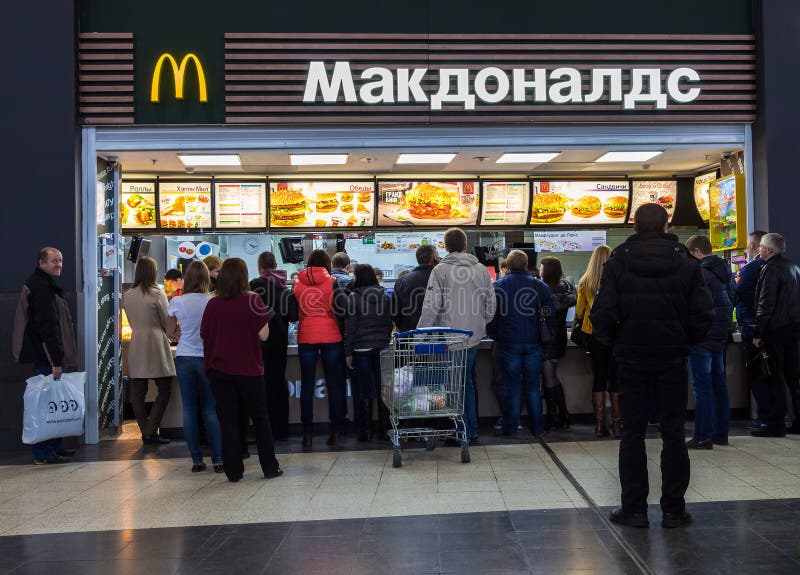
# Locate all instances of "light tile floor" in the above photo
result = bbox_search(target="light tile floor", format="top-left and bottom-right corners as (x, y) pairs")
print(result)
(0, 435), (798, 537)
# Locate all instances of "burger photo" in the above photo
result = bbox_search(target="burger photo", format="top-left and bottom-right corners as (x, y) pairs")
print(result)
(657, 194), (674, 210)
(340, 203), (354, 213)
(270, 189), (307, 226)
(340, 192), (353, 202)
(603, 195), (629, 219)
(530, 193), (567, 224)
(571, 196), (602, 219)
(315, 192), (339, 212)
(358, 192), (372, 203)
(405, 183), (452, 219)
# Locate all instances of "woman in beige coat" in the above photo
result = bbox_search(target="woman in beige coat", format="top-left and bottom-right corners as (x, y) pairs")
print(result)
(123, 256), (176, 444)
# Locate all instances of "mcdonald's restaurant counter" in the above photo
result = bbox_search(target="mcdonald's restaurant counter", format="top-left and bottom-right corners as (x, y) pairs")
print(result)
(123, 335), (749, 436)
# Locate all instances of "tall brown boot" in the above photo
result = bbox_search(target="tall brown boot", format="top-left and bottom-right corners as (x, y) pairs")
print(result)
(593, 392), (610, 438)
(610, 392), (622, 438)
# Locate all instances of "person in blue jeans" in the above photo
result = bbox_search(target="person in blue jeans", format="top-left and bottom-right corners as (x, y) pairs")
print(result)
(488, 249), (554, 437)
(685, 235), (735, 449)
(167, 261), (223, 472)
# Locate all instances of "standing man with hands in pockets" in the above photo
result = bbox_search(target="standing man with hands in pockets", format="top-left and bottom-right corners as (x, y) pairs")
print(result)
(15, 247), (78, 464)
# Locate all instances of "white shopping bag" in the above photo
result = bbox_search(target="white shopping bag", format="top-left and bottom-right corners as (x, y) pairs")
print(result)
(22, 372), (86, 444)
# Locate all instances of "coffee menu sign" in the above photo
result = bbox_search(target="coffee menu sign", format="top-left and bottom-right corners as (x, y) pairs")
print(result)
(629, 181), (677, 224)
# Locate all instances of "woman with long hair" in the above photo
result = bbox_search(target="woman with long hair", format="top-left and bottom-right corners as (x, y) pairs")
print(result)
(123, 257), (175, 445)
(200, 258), (281, 482)
(293, 249), (348, 449)
(539, 256), (576, 430)
(575, 245), (619, 437)
(167, 261), (223, 473)
(345, 264), (393, 441)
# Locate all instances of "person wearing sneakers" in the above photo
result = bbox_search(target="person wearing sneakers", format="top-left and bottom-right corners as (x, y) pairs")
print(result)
(591, 204), (712, 529)
(17, 247), (78, 464)
(685, 234), (735, 450)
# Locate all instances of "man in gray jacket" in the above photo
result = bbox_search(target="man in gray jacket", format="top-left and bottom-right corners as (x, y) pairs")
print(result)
(418, 228), (496, 440)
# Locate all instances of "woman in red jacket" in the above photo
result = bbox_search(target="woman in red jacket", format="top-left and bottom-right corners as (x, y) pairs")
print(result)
(200, 258), (282, 482)
(293, 249), (348, 449)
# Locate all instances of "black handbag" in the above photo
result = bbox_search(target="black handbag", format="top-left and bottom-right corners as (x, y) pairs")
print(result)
(536, 285), (555, 346)
(570, 317), (586, 347)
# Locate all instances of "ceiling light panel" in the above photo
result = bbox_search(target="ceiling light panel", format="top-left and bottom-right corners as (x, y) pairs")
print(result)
(396, 153), (455, 164)
(290, 154), (349, 166)
(595, 151), (663, 163)
(496, 153), (560, 164)
(178, 154), (241, 166)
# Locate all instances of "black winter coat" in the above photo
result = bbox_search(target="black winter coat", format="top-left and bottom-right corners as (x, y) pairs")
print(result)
(391, 264), (434, 333)
(250, 276), (298, 355)
(543, 279), (576, 360)
(20, 268), (75, 368)
(345, 285), (393, 355)
(590, 232), (713, 361)
(697, 255), (735, 351)
(754, 254), (800, 339)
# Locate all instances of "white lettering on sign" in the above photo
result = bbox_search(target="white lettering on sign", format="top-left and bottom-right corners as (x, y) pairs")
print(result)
(302, 62), (702, 110)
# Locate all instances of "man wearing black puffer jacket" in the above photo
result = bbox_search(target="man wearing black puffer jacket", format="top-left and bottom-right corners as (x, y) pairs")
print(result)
(591, 204), (712, 530)
(751, 233), (800, 437)
(685, 234), (735, 450)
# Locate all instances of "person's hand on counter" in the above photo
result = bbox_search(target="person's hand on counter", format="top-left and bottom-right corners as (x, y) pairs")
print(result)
(346, 355), (353, 370)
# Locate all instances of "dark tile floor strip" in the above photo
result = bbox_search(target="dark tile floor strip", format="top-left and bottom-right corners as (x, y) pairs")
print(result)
(2, 501), (799, 575)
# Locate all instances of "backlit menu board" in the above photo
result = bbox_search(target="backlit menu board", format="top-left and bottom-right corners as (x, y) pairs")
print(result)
(269, 181), (374, 228)
(530, 181), (630, 225)
(215, 182), (267, 229)
(120, 181), (157, 229)
(694, 171), (717, 221)
(378, 181), (479, 227)
(374, 232), (447, 255)
(158, 182), (212, 229)
(480, 181), (530, 226)
(709, 174), (746, 251)
(629, 181), (677, 224)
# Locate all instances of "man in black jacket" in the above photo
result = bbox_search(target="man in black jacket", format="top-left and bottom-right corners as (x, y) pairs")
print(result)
(250, 252), (298, 441)
(751, 233), (800, 437)
(591, 204), (712, 529)
(391, 244), (439, 333)
(19, 247), (78, 464)
(685, 234), (735, 450)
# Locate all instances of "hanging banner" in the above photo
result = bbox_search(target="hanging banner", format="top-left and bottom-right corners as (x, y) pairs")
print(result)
(534, 230), (607, 252)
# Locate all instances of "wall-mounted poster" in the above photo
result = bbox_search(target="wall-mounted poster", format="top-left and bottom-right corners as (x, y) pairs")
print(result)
(119, 181), (157, 229)
(158, 182), (212, 229)
(215, 182), (267, 229)
(377, 181), (480, 226)
(694, 171), (717, 221)
(629, 181), (677, 223)
(374, 232), (447, 255)
(529, 181), (630, 225)
(534, 230), (607, 253)
(269, 181), (374, 228)
(480, 181), (530, 226)
(709, 174), (746, 251)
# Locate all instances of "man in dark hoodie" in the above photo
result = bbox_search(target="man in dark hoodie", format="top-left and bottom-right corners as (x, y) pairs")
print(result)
(392, 244), (439, 333)
(591, 204), (712, 529)
(685, 234), (735, 449)
(250, 252), (298, 441)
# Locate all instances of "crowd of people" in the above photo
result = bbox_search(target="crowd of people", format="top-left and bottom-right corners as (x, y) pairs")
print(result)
(17, 203), (800, 526)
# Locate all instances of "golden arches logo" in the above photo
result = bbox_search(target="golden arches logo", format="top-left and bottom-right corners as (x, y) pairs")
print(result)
(150, 53), (208, 103)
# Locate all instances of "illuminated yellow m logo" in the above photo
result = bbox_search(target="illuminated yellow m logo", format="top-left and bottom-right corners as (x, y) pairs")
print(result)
(150, 53), (208, 103)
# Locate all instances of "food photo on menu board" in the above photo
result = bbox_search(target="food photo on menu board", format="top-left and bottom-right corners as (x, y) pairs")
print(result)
(269, 181), (374, 228)
(693, 171), (717, 221)
(377, 181), (479, 226)
(480, 181), (530, 226)
(529, 181), (630, 225)
(215, 182), (267, 229)
(158, 182), (212, 229)
(629, 181), (677, 223)
(120, 181), (157, 229)
(374, 232), (447, 255)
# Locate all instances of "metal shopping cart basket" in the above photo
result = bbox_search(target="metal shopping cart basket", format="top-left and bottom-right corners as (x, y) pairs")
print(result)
(380, 327), (473, 468)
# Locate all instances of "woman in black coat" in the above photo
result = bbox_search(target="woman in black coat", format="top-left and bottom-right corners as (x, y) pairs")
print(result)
(539, 257), (577, 430)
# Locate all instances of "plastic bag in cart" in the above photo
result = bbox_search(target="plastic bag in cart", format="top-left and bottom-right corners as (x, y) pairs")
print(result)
(21, 372), (86, 444)
(393, 366), (414, 398)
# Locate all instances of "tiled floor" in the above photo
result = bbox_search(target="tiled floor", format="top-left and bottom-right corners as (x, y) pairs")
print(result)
(1, 428), (799, 574)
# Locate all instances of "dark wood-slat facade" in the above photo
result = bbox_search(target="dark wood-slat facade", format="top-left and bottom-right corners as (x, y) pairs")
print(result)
(79, 33), (135, 125)
(224, 33), (756, 125)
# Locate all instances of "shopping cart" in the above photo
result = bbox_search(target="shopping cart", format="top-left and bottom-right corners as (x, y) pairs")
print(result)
(380, 327), (473, 468)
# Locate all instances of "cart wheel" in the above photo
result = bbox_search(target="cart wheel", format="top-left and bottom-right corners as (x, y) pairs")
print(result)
(425, 437), (435, 451)
(460, 446), (470, 464)
(393, 450), (402, 468)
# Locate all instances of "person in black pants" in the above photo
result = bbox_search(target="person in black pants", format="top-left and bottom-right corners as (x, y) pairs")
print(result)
(251, 251), (298, 441)
(591, 204), (712, 529)
(201, 258), (282, 482)
(751, 233), (800, 437)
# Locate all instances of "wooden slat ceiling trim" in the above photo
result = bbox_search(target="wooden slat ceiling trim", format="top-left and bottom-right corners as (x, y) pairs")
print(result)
(78, 33), (134, 125)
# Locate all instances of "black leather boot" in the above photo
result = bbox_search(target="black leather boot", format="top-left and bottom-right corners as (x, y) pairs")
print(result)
(542, 388), (557, 431)
(553, 384), (570, 430)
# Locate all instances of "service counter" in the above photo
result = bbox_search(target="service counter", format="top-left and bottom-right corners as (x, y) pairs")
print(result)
(130, 337), (749, 436)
